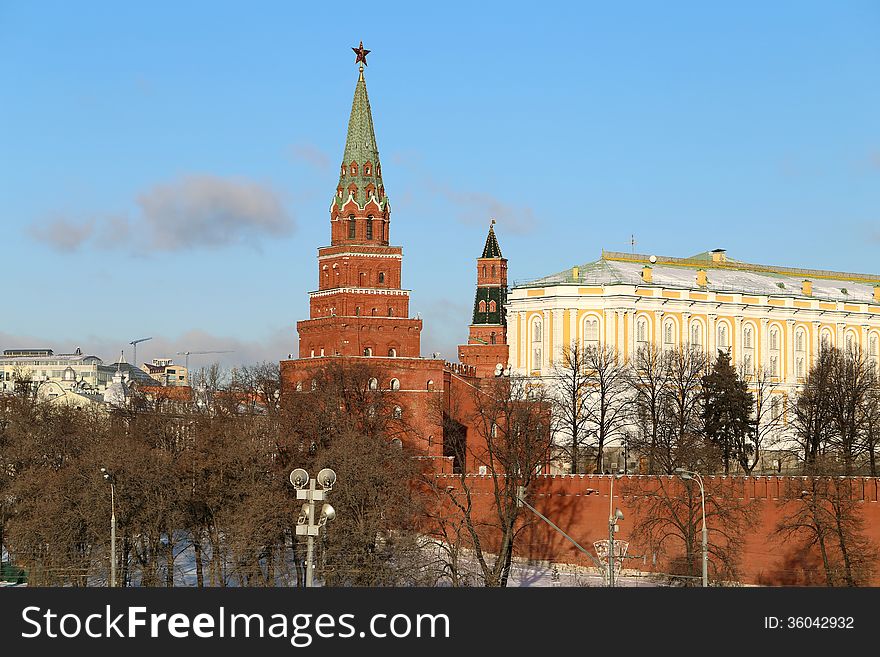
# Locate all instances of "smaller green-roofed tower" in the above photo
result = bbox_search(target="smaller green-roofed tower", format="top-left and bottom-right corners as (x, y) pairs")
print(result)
(458, 221), (509, 377)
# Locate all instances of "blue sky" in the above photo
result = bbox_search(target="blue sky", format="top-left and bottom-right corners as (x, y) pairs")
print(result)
(1, 1), (878, 367)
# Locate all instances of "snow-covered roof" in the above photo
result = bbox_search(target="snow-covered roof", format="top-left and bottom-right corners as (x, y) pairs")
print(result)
(516, 250), (880, 303)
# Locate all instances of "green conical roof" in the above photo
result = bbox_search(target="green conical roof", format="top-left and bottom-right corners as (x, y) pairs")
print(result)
(481, 223), (503, 258)
(335, 69), (387, 210)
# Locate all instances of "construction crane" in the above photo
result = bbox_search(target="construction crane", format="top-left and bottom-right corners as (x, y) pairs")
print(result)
(176, 350), (234, 371)
(129, 337), (152, 368)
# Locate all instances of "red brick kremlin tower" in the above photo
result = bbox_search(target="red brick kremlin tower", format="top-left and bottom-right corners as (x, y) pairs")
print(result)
(295, 44), (422, 359)
(458, 221), (510, 377)
(281, 44), (515, 474)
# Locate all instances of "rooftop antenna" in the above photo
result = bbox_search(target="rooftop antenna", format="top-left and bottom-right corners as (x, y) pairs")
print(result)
(630, 234), (637, 254)
(129, 337), (152, 368)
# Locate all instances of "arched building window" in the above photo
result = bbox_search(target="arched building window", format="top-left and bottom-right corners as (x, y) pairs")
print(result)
(390, 378), (400, 391)
(531, 317), (543, 370)
(820, 328), (832, 351)
(845, 329), (857, 354)
(717, 323), (729, 351)
(368, 377), (378, 390)
(769, 326), (780, 377)
(795, 328), (806, 379)
(690, 322), (702, 347)
(743, 324), (755, 374)
(584, 317), (599, 347)
(663, 320), (675, 348)
(636, 318), (648, 345)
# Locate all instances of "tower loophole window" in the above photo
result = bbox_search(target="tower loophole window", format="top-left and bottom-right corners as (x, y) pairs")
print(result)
(378, 272), (385, 284)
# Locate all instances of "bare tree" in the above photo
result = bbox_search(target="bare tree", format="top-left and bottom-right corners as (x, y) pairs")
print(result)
(825, 346), (875, 474)
(582, 344), (632, 474)
(550, 342), (592, 474)
(740, 365), (784, 474)
(775, 470), (878, 586)
(625, 475), (759, 585)
(441, 375), (553, 586)
(629, 343), (670, 474)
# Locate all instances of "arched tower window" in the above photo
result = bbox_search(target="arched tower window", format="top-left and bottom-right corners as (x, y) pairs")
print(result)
(390, 378), (400, 391)
(388, 348), (397, 357)
(348, 215), (356, 239)
(368, 377), (378, 390)
(489, 300), (497, 313)
(366, 215), (373, 240)
(490, 332), (496, 345)
(388, 307), (394, 317)
(479, 300), (486, 313)
(378, 272), (385, 284)
(363, 347), (372, 357)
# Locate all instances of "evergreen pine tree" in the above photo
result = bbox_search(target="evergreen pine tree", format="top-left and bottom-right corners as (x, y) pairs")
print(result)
(702, 349), (755, 474)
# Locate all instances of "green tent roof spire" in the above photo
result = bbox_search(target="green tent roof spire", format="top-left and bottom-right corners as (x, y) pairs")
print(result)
(335, 49), (387, 210)
(481, 220), (503, 258)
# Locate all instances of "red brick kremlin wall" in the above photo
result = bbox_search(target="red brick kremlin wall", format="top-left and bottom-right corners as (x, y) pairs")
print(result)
(435, 473), (880, 586)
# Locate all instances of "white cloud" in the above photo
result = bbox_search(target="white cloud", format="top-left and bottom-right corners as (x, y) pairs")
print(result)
(28, 174), (294, 253)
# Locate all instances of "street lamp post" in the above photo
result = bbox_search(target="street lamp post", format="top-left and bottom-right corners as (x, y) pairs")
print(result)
(675, 468), (707, 587)
(608, 472), (625, 587)
(100, 467), (117, 587)
(289, 468), (337, 588)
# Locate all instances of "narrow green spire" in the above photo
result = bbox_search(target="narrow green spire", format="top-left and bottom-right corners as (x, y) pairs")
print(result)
(481, 222), (502, 258)
(335, 67), (387, 210)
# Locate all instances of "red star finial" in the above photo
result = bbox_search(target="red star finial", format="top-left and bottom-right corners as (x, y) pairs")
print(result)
(352, 41), (370, 67)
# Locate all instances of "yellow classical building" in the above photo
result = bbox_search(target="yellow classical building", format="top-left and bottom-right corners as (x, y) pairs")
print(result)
(508, 248), (880, 399)
(507, 249), (880, 472)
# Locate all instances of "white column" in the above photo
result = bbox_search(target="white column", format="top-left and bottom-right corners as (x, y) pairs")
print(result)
(862, 324), (869, 356)
(734, 316), (743, 367)
(569, 308), (578, 353)
(654, 310), (664, 349)
(682, 311), (691, 349)
(552, 308), (564, 364)
(520, 312), (527, 372)
(616, 310), (625, 358)
(707, 313), (717, 359)
(626, 309), (635, 361)
(760, 318), (769, 372)
(836, 322), (845, 350)
(811, 320), (820, 366)
(506, 308), (517, 368)
(542, 310), (550, 372)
